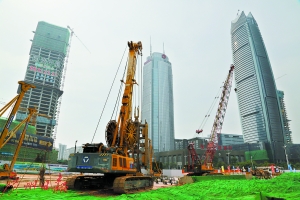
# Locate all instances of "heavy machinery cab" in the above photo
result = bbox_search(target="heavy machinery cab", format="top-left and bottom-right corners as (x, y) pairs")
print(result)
(68, 143), (136, 174)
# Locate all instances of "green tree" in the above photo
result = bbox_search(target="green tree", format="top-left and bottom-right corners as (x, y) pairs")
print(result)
(57, 159), (68, 165)
(257, 161), (270, 167)
(162, 163), (168, 169)
(293, 162), (300, 169)
(215, 161), (226, 168)
(231, 157), (238, 166)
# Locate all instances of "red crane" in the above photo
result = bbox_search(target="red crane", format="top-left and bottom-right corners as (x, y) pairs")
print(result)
(202, 64), (234, 170)
(185, 65), (234, 175)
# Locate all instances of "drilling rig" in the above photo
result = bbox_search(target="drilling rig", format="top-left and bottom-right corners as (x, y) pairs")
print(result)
(184, 65), (234, 176)
(66, 41), (154, 193)
(0, 81), (36, 179)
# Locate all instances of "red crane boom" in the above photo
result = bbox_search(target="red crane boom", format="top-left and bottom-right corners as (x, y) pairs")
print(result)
(201, 64), (234, 170)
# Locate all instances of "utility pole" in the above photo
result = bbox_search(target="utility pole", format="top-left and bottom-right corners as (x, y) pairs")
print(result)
(74, 140), (78, 153)
(226, 152), (230, 165)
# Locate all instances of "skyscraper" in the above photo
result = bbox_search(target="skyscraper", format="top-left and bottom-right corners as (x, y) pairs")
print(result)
(58, 143), (67, 160)
(231, 12), (285, 162)
(142, 52), (175, 152)
(16, 21), (70, 138)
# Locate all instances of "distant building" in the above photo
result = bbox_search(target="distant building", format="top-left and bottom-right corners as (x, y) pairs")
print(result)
(175, 134), (243, 151)
(175, 139), (188, 150)
(277, 90), (292, 144)
(231, 11), (285, 163)
(16, 21), (70, 139)
(174, 137), (208, 150)
(218, 133), (244, 146)
(142, 52), (175, 152)
(58, 143), (67, 160)
(63, 146), (83, 160)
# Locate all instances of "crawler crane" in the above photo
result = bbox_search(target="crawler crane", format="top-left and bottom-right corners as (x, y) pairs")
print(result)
(184, 65), (234, 175)
(66, 41), (154, 193)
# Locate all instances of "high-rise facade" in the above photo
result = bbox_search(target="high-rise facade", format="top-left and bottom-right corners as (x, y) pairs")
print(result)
(142, 52), (175, 152)
(218, 133), (244, 146)
(277, 90), (292, 144)
(16, 21), (70, 138)
(231, 12), (285, 162)
(58, 143), (67, 160)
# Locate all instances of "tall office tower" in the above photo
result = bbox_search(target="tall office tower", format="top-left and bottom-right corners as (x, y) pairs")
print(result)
(16, 21), (70, 138)
(277, 90), (292, 144)
(231, 12), (285, 162)
(58, 143), (67, 160)
(142, 52), (175, 152)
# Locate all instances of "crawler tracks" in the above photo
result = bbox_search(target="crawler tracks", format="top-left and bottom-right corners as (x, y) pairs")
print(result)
(66, 175), (154, 194)
(113, 176), (153, 193)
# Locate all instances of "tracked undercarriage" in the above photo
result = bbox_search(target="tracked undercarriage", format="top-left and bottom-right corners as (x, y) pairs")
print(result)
(66, 173), (153, 194)
(251, 169), (271, 179)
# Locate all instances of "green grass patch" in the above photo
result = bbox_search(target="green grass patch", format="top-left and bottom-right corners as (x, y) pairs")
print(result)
(192, 175), (246, 181)
(1, 173), (300, 199)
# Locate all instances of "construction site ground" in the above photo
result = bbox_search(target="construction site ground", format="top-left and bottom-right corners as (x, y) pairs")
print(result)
(0, 173), (176, 198)
(0, 173), (67, 188)
(2, 173), (299, 199)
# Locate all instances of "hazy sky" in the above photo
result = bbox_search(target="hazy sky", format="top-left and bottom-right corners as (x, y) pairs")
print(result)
(0, 1), (299, 149)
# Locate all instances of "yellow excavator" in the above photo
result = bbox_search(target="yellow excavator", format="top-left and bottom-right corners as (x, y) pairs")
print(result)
(66, 41), (155, 193)
(0, 81), (35, 179)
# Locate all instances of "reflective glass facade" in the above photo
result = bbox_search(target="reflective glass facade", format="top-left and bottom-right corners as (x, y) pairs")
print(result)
(231, 12), (285, 162)
(142, 52), (175, 152)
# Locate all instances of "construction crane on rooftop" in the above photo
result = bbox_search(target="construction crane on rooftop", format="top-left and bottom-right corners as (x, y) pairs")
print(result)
(53, 26), (90, 146)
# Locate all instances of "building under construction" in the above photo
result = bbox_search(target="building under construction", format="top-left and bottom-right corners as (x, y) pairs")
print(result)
(16, 21), (70, 140)
(0, 118), (58, 163)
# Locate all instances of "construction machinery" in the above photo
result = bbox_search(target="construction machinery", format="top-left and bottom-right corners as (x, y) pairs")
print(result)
(18, 106), (52, 126)
(0, 81), (36, 179)
(184, 65), (234, 176)
(66, 41), (155, 193)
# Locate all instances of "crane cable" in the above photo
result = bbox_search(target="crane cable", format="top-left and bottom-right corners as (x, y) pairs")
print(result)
(112, 58), (128, 120)
(197, 86), (222, 132)
(91, 45), (128, 143)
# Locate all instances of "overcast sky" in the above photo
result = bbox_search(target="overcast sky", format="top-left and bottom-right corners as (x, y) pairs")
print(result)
(0, 1), (299, 149)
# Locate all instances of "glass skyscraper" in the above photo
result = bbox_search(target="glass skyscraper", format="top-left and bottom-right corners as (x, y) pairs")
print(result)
(16, 21), (70, 138)
(142, 52), (175, 152)
(231, 12), (285, 162)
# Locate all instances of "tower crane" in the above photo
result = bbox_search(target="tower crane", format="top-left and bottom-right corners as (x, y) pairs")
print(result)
(53, 26), (91, 146)
(185, 65), (234, 175)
